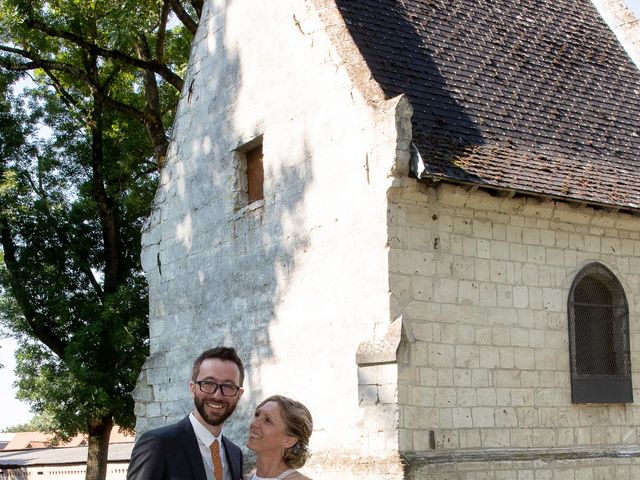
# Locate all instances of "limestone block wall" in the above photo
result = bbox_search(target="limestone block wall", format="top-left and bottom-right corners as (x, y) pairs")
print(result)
(135, 0), (406, 477)
(390, 181), (640, 477)
(411, 456), (640, 480)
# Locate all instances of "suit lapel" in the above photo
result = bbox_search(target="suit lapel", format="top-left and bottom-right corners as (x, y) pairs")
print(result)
(177, 416), (208, 480)
(222, 435), (241, 480)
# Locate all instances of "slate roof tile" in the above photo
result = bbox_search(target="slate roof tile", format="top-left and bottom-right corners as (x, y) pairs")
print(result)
(336, 0), (640, 209)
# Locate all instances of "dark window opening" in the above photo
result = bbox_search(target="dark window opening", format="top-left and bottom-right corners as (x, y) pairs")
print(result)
(568, 263), (632, 403)
(246, 143), (264, 204)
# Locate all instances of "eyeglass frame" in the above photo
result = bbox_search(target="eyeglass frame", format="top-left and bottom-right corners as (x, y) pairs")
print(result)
(193, 380), (241, 397)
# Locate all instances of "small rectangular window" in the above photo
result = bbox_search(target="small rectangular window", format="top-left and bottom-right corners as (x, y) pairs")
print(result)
(233, 137), (264, 211)
(246, 144), (264, 203)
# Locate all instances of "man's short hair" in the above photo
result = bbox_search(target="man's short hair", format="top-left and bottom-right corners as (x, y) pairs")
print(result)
(191, 346), (245, 386)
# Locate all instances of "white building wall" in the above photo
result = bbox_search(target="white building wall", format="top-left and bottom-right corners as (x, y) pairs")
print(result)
(0, 462), (128, 480)
(593, 0), (640, 68)
(135, 0), (407, 477)
(390, 181), (640, 477)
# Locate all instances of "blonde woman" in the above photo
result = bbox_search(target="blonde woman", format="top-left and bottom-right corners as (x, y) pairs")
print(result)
(246, 395), (313, 480)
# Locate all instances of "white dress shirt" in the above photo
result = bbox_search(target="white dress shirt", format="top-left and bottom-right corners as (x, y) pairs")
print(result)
(189, 412), (232, 480)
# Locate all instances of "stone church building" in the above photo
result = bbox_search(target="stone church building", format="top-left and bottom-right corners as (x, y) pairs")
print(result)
(133, 0), (640, 478)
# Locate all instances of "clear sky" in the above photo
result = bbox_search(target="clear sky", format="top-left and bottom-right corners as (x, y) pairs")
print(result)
(0, 337), (32, 430)
(627, 0), (640, 16)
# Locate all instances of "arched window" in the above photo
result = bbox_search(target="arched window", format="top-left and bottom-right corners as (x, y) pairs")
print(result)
(568, 263), (632, 403)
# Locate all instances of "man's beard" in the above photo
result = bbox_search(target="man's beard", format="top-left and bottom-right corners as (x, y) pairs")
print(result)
(194, 394), (238, 427)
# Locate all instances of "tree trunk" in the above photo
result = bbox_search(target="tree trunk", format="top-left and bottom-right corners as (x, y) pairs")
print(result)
(89, 95), (122, 294)
(85, 415), (113, 480)
(136, 37), (169, 170)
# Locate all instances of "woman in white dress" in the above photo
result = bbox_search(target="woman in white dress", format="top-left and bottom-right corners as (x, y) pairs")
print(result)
(246, 395), (313, 480)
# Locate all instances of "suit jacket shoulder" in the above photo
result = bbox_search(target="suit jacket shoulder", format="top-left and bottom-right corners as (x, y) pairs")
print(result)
(127, 416), (207, 480)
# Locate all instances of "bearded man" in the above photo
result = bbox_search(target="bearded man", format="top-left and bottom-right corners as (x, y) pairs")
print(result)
(127, 347), (245, 480)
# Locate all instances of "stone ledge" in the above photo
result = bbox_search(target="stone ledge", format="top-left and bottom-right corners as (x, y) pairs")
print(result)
(242, 451), (406, 480)
(297, 451), (405, 477)
(402, 445), (640, 466)
(356, 317), (402, 366)
(233, 199), (265, 220)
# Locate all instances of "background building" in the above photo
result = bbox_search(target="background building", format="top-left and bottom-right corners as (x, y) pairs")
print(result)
(0, 431), (133, 480)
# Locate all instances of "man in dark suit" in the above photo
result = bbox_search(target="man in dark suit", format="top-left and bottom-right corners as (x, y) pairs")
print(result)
(127, 347), (245, 480)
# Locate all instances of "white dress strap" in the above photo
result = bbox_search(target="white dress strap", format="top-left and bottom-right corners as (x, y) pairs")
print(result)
(251, 469), (296, 480)
(277, 471), (296, 480)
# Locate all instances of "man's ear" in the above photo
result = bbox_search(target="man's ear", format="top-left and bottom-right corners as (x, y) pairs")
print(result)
(189, 381), (196, 396)
(237, 388), (245, 400)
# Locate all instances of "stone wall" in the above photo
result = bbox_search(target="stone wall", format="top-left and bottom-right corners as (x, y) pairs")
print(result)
(592, 0), (640, 68)
(135, 0), (406, 477)
(410, 455), (640, 480)
(391, 181), (640, 476)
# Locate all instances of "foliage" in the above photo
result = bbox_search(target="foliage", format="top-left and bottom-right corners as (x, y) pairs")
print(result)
(0, 77), (152, 439)
(0, 2), (198, 479)
(3, 412), (55, 433)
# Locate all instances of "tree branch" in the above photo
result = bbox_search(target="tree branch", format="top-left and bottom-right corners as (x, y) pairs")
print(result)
(191, 0), (204, 18)
(80, 265), (104, 300)
(135, 38), (168, 169)
(17, 167), (104, 302)
(88, 94), (123, 295)
(156, 1), (171, 61)
(101, 96), (147, 124)
(41, 68), (85, 112)
(170, 0), (198, 35)
(26, 20), (184, 91)
(0, 45), (89, 81)
(0, 214), (68, 358)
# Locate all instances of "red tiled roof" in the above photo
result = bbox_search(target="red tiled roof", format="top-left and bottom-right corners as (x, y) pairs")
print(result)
(336, 0), (640, 210)
(2, 432), (88, 451)
(1, 429), (134, 451)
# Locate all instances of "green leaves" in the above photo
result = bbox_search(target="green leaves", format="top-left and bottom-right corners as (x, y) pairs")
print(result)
(0, 70), (150, 454)
(0, 2), (195, 473)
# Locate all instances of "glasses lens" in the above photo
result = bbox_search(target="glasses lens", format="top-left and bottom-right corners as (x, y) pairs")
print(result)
(199, 381), (215, 393)
(220, 384), (238, 396)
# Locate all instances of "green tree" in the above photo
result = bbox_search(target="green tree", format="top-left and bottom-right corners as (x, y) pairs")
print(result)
(0, 2), (197, 479)
(4, 413), (55, 433)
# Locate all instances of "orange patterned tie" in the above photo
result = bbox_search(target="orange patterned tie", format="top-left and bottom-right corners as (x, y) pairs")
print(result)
(210, 439), (223, 480)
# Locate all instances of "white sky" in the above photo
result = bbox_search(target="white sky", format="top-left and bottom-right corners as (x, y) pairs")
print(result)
(626, 0), (640, 17)
(0, 337), (32, 431)
(628, 0), (640, 16)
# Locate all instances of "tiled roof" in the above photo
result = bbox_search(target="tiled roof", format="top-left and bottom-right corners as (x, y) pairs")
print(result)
(0, 442), (133, 467)
(0, 429), (134, 451)
(336, 0), (640, 210)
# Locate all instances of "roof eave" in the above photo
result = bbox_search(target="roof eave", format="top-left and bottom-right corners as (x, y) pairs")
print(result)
(417, 173), (640, 217)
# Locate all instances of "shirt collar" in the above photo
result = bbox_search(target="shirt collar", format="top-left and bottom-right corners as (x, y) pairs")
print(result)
(189, 411), (223, 446)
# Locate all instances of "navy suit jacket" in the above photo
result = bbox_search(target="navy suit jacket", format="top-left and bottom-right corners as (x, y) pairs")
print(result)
(127, 416), (243, 480)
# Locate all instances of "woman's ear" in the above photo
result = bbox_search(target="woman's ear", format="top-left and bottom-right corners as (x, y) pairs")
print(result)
(283, 436), (297, 449)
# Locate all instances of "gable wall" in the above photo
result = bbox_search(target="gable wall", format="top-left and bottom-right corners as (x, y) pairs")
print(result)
(389, 181), (640, 477)
(593, 0), (640, 67)
(135, 0), (407, 477)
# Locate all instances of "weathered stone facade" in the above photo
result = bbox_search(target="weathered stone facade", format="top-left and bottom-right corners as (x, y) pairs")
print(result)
(391, 182), (640, 477)
(134, 0), (640, 478)
(135, 0), (408, 477)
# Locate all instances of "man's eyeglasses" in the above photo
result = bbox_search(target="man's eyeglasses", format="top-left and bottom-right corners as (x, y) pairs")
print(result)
(195, 380), (240, 397)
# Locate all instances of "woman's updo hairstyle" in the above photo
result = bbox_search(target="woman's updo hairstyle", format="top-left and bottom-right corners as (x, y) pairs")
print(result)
(258, 395), (313, 468)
